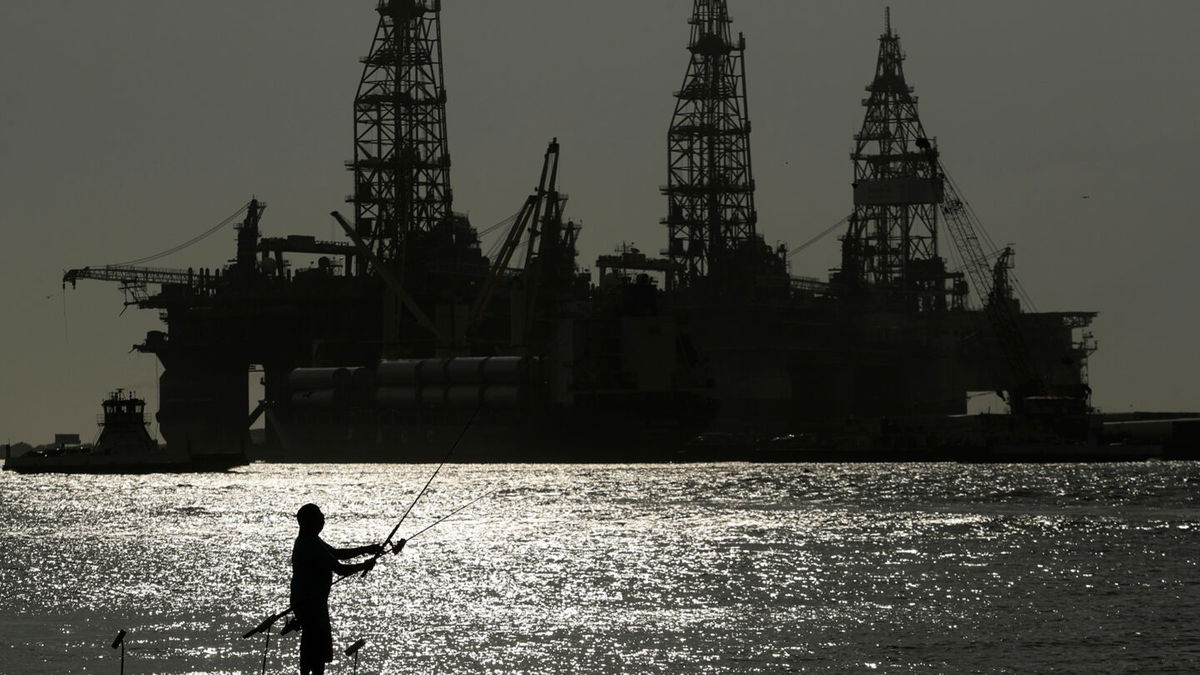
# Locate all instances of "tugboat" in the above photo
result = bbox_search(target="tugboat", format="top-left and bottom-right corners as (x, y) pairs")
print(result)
(4, 390), (246, 474)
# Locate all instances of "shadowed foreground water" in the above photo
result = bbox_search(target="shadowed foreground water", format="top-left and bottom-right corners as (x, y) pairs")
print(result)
(1, 462), (1198, 673)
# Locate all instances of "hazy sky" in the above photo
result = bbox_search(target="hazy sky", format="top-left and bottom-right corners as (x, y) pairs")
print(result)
(2, 1), (1198, 443)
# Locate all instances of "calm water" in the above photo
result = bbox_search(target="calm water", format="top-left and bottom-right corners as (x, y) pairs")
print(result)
(1, 461), (1198, 673)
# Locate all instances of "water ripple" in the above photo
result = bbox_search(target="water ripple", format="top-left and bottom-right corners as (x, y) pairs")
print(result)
(1, 461), (1198, 672)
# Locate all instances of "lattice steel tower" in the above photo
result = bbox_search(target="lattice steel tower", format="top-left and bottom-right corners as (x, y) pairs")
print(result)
(663, 0), (757, 288)
(841, 9), (947, 308)
(349, 0), (453, 266)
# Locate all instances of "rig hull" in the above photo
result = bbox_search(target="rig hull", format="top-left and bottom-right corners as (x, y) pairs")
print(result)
(256, 392), (718, 462)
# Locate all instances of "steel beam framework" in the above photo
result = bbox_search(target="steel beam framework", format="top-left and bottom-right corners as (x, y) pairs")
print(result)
(663, 0), (757, 288)
(842, 10), (944, 302)
(63, 265), (193, 287)
(349, 0), (453, 265)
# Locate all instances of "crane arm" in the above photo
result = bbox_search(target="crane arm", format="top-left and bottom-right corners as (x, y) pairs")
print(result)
(938, 168), (1043, 403)
(469, 139), (561, 328)
(62, 265), (198, 307)
(63, 265), (194, 287)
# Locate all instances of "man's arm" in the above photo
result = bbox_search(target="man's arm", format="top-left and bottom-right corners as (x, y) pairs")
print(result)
(333, 544), (384, 560)
(307, 539), (378, 575)
(332, 557), (375, 576)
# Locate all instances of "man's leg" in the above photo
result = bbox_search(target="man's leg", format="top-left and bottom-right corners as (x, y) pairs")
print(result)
(299, 627), (324, 675)
(299, 636), (326, 675)
(299, 610), (333, 675)
(295, 600), (332, 675)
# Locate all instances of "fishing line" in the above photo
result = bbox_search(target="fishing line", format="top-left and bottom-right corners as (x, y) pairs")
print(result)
(243, 489), (493, 640)
(402, 490), (495, 544)
(363, 406), (481, 576)
(244, 408), (482, 637)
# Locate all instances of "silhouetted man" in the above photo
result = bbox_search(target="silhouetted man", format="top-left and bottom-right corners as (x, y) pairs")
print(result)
(291, 503), (381, 675)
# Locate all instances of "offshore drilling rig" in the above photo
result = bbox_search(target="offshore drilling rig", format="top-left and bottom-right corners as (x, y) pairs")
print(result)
(828, 8), (1095, 426)
(603, 2), (1097, 451)
(65, 2), (1098, 460)
(65, 1), (716, 461)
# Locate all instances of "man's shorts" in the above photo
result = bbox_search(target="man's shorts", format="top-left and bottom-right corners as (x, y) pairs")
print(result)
(293, 598), (333, 665)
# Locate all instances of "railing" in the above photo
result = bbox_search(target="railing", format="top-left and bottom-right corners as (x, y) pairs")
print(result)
(790, 276), (830, 294)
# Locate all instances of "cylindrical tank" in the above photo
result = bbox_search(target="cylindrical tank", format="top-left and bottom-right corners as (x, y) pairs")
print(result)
(349, 367), (375, 391)
(445, 385), (482, 408)
(422, 386), (446, 407)
(482, 385), (521, 408)
(349, 367), (376, 406)
(481, 356), (525, 384)
(1103, 420), (1177, 443)
(291, 390), (340, 409)
(445, 357), (487, 384)
(419, 359), (450, 385)
(288, 368), (351, 392)
(376, 386), (422, 409)
(376, 360), (422, 386)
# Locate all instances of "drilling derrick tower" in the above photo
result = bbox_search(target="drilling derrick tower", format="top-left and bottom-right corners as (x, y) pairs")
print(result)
(350, 0), (454, 265)
(663, 0), (759, 290)
(348, 0), (486, 351)
(840, 10), (950, 311)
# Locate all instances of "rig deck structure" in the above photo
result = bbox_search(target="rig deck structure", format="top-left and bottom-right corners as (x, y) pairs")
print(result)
(65, 2), (1097, 461)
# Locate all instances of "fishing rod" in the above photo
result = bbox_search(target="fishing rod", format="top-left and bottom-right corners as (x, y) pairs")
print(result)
(258, 615), (276, 675)
(362, 407), (480, 577)
(241, 489), (494, 640)
(244, 409), (481, 637)
(243, 608), (290, 640)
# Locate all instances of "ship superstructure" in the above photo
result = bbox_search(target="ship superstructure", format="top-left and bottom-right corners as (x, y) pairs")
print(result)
(3, 390), (245, 473)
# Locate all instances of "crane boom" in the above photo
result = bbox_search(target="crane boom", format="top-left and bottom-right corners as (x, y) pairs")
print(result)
(470, 139), (562, 328)
(937, 169), (1043, 406)
(63, 265), (194, 287)
(63, 265), (197, 306)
